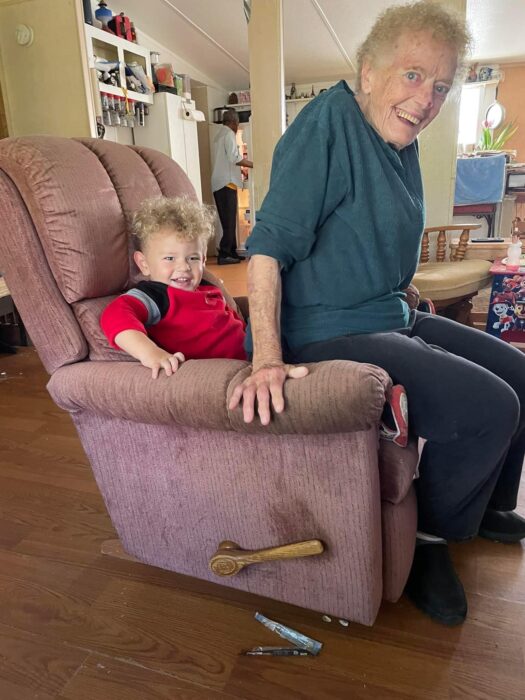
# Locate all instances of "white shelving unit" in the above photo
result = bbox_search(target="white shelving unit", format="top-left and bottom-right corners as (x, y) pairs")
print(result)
(226, 97), (315, 108)
(220, 97), (315, 127)
(462, 79), (500, 89)
(84, 25), (153, 105)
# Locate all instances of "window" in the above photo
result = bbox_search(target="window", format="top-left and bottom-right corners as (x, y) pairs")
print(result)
(458, 85), (481, 147)
(457, 82), (498, 150)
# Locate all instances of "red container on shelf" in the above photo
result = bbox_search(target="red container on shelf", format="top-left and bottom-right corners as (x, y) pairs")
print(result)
(108, 12), (133, 42)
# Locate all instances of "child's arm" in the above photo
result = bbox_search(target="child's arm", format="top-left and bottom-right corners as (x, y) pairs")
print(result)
(101, 294), (185, 378)
(114, 330), (185, 379)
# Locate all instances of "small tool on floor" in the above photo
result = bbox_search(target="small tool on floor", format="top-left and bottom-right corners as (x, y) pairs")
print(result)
(244, 646), (310, 657)
(242, 612), (323, 657)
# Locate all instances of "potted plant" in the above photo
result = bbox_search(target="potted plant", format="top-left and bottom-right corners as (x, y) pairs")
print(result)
(478, 118), (518, 157)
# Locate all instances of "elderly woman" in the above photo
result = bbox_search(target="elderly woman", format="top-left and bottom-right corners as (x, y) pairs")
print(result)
(230, 1), (525, 626)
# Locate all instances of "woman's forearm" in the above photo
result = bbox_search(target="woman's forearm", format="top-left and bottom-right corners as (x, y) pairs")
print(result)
(247, 255), (283, 371)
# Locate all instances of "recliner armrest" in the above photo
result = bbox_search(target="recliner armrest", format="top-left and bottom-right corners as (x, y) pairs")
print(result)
(48, 358), (391, 435)
(227, 362), (391, 435)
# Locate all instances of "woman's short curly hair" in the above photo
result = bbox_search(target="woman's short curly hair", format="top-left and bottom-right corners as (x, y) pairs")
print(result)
(355, 0), (472, 90)
(132, 196), (215, 251)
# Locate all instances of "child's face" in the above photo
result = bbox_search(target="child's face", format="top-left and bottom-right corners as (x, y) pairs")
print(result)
(134, 229), (205, 291)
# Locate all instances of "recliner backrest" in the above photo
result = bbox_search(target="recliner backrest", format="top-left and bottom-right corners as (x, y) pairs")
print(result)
(0, 136), (196, 372)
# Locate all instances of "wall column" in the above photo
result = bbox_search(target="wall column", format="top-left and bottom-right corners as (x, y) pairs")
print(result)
(418, 0), (466, 228)
(248, 0), (285, 211)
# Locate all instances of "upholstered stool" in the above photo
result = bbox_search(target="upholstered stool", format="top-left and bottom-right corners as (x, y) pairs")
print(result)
(412, 224), (492, 325)
(414, 259), (491, 303)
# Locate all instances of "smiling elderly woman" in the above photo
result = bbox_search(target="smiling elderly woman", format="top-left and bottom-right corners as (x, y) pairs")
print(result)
(230, 1), (525, 626)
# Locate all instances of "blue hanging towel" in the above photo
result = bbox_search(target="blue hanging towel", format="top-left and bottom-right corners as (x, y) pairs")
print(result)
(454, 154), (506, 205)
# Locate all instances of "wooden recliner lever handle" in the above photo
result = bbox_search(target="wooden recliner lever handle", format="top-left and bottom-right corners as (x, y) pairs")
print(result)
(209, 539), (324, 577)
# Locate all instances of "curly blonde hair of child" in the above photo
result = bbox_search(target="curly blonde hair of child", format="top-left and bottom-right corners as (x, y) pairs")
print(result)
(355, 0), (472, 91)
(132, 196), (215, 252)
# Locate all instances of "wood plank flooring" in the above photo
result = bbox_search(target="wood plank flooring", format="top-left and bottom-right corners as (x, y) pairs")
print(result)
(0, 261), (524, 699)
(207, 258), (250, 299)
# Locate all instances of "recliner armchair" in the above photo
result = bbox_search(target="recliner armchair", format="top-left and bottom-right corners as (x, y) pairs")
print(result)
(0, 136), (418, 626)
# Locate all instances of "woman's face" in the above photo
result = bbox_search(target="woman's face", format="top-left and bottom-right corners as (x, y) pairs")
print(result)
(357, 30), (458, 150)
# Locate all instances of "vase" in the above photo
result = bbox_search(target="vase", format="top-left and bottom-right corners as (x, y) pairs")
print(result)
(95, 1), (113, 29)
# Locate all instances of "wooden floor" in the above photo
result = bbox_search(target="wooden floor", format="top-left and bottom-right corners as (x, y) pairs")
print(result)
(207, 257), (251, 299)
(0, 262), (524, 699)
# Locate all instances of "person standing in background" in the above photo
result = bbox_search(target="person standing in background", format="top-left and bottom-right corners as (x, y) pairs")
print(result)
(211, 109), (253, 265)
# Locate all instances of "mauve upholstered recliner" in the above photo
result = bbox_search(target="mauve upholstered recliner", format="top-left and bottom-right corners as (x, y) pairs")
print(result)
(0, 136), (418, 626)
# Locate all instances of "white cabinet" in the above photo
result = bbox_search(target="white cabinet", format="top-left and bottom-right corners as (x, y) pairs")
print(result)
(84, 25), (153, 106)
(0, 5), (152, 140)
(134, 92), (202, 201)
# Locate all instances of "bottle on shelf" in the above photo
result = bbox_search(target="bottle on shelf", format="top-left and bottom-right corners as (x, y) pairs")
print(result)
(290, 82), (296, 99)
(181, 74), (191, 99)
(109, 95), (120, 126)
(101, 93), (111, 126)
(136, 102), (145, 127)
(119, 97), (129, 127)
(82, 0), (94, 24)
(506, 231), (522, 272)
(127, 99), (136, 128)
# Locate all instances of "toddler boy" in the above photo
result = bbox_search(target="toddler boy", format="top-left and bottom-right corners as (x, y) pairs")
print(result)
(101, 196), (246, 378)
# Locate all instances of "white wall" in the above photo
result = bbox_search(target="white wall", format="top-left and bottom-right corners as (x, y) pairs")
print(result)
(193, 85), (229, 206)
(419, 93), (462, 228)
(0, 0), (93, 137)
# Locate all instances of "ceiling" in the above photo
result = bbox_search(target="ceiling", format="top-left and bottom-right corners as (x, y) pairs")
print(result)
(115, 0), (525, 90)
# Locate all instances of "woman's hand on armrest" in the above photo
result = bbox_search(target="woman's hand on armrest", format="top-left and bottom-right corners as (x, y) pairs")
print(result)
(114, 330), (185, 379)
(229, 362), (308, 425)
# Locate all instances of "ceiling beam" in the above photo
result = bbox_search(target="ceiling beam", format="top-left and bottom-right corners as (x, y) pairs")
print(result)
(159, 0), (249, 74)
(309, 0), (356, 73)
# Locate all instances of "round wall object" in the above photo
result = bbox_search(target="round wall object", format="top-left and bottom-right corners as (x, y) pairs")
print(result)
(15, 24), (34, 46)
(486, 101), (506, 129)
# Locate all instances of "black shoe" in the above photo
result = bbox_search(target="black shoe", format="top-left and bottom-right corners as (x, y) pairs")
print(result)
(404, 542), (467, 626)
(478, 510), (525, 543)
(229, 251), (245, 260)
(217, 256), (241, 265)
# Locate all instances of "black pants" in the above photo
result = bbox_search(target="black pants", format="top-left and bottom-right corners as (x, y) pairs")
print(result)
(288, 312), (525, 541)
(213, 186), (238, 258)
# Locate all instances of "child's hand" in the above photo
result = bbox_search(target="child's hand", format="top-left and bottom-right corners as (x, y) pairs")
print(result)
(141, 349), (186, 379)
(112, 330), (185, 378)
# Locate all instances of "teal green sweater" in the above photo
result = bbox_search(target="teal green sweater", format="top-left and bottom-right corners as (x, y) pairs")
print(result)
(245, 81), (424, 351)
